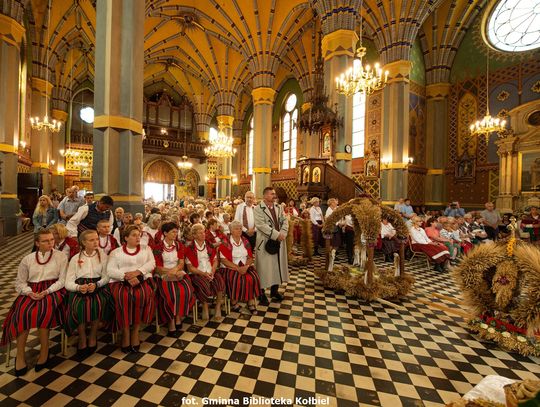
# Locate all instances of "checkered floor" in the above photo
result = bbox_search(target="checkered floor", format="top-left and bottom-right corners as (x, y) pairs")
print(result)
(0, 233), (539, 407)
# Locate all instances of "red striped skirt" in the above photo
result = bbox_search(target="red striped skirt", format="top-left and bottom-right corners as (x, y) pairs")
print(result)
(64, 278), (115, 336)
(190, 272), (225, 303)
(0, 280), (65, 346)
(109, 279), (156, 331)
(411, 243), (450, 264)
(220, 266), (261, 302)
(155, 276), (195, 324)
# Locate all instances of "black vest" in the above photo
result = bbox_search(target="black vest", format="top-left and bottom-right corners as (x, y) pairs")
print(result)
(79, 202), (111, 233)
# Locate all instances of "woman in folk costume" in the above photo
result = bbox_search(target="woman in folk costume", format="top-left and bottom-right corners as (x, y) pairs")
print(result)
(152, 222), (195, 337)
(284, 199), (301, 244)
(64, 230), (113, 355)
(0, 229), (67, 376)
(96, 219), (119, 255)
(409, 216), (450, 272)
(50, 223), (79, 260)
(107, 225), (156, 353)
(185, 224), (225, 321)
(141, 214), (161, 247)
(218, 221), (261, 315)
(205, 218), (225, 249)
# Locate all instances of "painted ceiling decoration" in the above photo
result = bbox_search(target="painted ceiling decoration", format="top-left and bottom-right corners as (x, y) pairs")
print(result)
(10, 0), (530, 133)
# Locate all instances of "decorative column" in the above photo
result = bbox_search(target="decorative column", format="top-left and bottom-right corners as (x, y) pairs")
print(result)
(51, 109), (67, 192)
(216, 115), (233, 199)
(495, 133), (518, 213)
(93, 0), (144, 212)
(322, 30), (357, 176)
(380, 60), (411, 204)
(30, 78), (53, 195)
(0, 13), (25, 235)
(425, 83), (451, 206)
(251, 87), (276, 198)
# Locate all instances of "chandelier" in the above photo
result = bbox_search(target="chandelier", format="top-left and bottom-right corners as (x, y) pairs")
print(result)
(336, 1), (388, 97)
(469, 45), (507, 141)
(30, 0), (62, 133)
(60, 148), (80, 157)
(205, 126), (236, 158)
(177, 155), (192, 170)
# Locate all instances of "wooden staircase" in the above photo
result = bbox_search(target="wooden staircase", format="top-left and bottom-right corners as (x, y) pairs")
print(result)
(296, 158), (366, 201)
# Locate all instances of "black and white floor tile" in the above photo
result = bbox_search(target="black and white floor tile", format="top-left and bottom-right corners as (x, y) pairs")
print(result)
(0, 233), (539, 406)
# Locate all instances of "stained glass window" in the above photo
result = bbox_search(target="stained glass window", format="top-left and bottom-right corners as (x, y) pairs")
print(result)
(487, 0), (540, 52)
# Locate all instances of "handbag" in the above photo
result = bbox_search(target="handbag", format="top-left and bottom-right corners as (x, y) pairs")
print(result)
(265, 239), (281, 255)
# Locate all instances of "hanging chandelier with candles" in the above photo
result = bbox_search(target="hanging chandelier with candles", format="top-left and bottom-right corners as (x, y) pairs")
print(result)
(30, 0), (62, 133)
(205, 125), (236, 158)
(178, 155), (193, 170)
(335, 1), (388, 97)
(469, 46), (507, 141)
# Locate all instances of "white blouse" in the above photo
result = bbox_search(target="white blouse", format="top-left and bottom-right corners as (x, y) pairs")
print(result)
(65, 249), (109, 291)
(229, 237), (248, 266)
(409, 227), (432, 245)
(186, 241), (213, 273)
(309, 206), (323, 225)
(381, 222), (396, 238)
(141, 226), (159, 247)
(162, 241), (180, 269)
(15, 250), (68, 295)
(56, 239), (71, 259)
(107, 245), (156, 283)
(98, 235), (115, 255)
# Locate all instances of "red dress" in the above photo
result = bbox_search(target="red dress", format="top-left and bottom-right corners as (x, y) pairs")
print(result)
(152, 240), (195, 323)
(218, 236), (261, 302)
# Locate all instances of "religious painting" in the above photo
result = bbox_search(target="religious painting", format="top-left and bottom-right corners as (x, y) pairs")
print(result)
(455, 153), (476, 181)
(302, 167), (310, 184)
(522, 152), (540, 192)
(80, 167), (92, 181)
(365, 159), (379, 179)
(322, 132), (331, 156)
(312, 167), (321, 183)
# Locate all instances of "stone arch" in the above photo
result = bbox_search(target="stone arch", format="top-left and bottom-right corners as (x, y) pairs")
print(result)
(143, 158), (179, 186)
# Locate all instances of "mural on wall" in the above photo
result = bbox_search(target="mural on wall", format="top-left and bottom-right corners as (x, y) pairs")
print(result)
(457, 92), (478, 159)
(409, 84), (426, 167)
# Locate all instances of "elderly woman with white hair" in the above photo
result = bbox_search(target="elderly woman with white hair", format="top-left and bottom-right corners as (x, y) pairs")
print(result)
(218, 220), (261, 315)
(185, 223), (225, 320)
(309, 197), (324, 255)
(141, 213), (161, 247)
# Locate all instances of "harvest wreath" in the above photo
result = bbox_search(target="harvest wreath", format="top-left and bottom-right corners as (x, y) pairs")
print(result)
(315, 197), (414, 302)
(453, 226), (540, 357)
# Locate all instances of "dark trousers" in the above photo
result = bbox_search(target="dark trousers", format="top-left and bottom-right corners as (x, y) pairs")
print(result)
(343, 228), (355, 263)
(484, 226), (499, 240)
(242, 231), (257, 250)
(381, 238), (399, 255)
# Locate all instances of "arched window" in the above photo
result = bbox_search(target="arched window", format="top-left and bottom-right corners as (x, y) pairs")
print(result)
(352, 86), (367, 158)
(209, 126), (218, 142)
(486, 0), (540, 52)
(247, 116), (254, 175)
(282, 93), (298, 170)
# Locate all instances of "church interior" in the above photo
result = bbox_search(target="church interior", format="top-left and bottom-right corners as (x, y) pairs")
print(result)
(0, 0), (540, 406)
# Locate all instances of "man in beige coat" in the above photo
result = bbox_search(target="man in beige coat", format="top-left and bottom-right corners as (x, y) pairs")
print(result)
(254, 187), (289, 306)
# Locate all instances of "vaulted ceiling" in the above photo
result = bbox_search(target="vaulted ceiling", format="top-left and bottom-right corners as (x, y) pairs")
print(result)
(12, 0), (493, 124)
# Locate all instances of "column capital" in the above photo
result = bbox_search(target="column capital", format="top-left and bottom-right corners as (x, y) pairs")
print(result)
(32, 78), (53, 96)
(252, 87), (276, 106)
(216, 115), (234, 129)
(0, 14), (25, 47)
(426, 83), (452, 100)
(93, 115), (143, 134)
(52, 109), (68, 122)
(321, 29), (358, 61)
(383, 60), (411, 83)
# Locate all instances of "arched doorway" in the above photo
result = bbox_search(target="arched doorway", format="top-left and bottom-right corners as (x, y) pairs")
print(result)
(143, 159), (177, 201)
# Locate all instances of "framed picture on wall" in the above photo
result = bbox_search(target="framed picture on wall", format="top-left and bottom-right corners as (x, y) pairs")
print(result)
(455, 154), (476, 181)
(365, 159), (379, 179)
